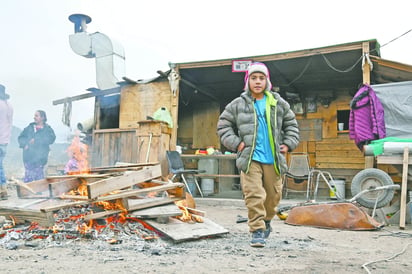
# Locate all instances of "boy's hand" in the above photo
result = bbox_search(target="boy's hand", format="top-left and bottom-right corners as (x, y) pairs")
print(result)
(280, 144), (289, 154)
(237, 142), (245, 152)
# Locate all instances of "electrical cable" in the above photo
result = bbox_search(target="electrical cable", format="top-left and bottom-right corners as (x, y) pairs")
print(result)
(379, 28), (412, 49)
(361, 242), (411, 274)
(322, 53), (363, 73)
(283, 57), (313, 87)
(282, 28), (412, 87)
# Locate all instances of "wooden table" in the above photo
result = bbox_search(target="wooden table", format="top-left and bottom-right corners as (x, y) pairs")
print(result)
(180, 154), (240, 192)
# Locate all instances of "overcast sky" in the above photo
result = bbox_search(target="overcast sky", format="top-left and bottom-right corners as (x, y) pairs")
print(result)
(1, 0), (411, 142)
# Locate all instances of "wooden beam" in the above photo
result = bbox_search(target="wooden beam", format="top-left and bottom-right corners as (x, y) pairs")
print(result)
(47, 174), (113, 179)
(48, 178), (83, 197)
(362, 42), (371, 84)
(0, 207), (55, 227)
(399, 147), (409, 229)
(377, 155), (412, 165)
(176, 41), (368, 69)
(86, 165), (163, 199)
(364, 156), (375, 169)
(92, 162), (159, 170)
(16, 178), (51, 198)
(126, 197), (181, 211)
(370, 55), (412, 72)
(94, 182), (184, 204)
(40, 200), (89, 212)
(52, 87), (121, 105)
(129, 203), (182, 219)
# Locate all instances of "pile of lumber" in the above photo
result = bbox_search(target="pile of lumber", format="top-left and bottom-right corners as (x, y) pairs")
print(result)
(1, 163), (185, 227)
(0, 162), (229, 242)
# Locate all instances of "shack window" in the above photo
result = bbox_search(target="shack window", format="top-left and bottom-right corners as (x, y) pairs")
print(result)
(337, 110), (350, 131)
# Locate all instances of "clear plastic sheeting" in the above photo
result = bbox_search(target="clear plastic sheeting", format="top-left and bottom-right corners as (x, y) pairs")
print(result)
(372, 81), (412, 138)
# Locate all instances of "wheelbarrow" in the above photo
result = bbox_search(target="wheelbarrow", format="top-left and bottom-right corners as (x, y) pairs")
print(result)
(278, 173), (400, 230)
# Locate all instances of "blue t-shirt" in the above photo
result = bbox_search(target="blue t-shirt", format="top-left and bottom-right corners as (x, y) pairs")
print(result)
(253, 95), (274, 164)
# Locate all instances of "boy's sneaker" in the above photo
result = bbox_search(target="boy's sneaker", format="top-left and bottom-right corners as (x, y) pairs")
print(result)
(264, 220), (272, 238)
(250, 230), (266, 247)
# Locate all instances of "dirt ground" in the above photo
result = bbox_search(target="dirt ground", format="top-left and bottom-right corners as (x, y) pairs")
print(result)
(0, 195), (411, 274)
(1, 143), (411, 273)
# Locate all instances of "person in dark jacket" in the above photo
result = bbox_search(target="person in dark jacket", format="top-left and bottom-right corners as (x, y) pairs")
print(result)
(18, 110), (56, 182)
(217, 62), (300, 247)
(0, 84), (13, 199)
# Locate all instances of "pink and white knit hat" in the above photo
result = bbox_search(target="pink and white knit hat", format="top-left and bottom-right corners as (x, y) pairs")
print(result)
(243, 62), (272, 92)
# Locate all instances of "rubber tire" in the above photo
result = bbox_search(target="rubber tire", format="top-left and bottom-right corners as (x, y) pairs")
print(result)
(351, 168), (395, 209)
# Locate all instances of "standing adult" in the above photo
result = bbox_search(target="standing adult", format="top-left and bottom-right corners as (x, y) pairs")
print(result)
(217, 62), (300, 247)
(0, 84), (13, 199)
(18, 110), (56, 182)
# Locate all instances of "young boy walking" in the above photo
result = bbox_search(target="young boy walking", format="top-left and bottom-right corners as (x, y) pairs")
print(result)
(217, 62), (300, 247)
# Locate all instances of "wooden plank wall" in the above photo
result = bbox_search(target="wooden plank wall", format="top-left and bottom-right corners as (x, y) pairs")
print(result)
(91, 129), (138, 167)
(193, 101), (221, 149)
(289, 94), (366, 197)
(315, 134), (364, 170)
(177, 101), (221, 150)
(119, 81), (172, 129)
(137, 121), (171, 176)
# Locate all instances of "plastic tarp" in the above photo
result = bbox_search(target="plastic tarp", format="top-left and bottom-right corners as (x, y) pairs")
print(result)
(372, 81), (412, 138)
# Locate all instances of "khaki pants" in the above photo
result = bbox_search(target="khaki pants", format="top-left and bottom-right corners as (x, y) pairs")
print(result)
(241, 161), (282, 232)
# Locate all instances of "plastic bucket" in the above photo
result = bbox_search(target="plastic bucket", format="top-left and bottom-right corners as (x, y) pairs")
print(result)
(201, 178), (214, 196)
(329, 179), (345, 199)
(198, 159), (218, 174)
(185, 178), (197, 196)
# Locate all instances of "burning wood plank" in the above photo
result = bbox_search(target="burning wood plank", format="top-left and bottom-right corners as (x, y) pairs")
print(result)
(57, 181), (184, 202)
(0, 164), (187, 229)
(145, 217), (229, 243)
(9, 178), (42, 195)
(90, 162), (160, 173)
(0, 205), (55, 227)
(86, 164), (162, 199)
(97, 182), (184, 203)
(49, 177), (102, 197)
(126, 196), (182, 211)
(46, 173), (117, 179)
(129, 203), (182, 219)
(15, 178), (51, 198)
(186, 207), (206, 217)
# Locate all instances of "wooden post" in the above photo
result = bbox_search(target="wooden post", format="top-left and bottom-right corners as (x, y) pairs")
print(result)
(170, 68), (180, 151)
(362, 42), (373, 170)
(364, 156), (375, 169)
(362, 42), (371, 84)
(399, 146), (409, 229)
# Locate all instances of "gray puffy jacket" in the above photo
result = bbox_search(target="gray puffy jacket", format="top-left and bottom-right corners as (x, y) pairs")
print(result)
(217, 90), (300, 175)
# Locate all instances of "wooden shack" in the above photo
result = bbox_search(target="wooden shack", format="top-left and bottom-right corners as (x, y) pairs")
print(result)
(54, 39), (412, 197)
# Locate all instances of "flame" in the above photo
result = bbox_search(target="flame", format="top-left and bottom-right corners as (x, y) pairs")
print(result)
(174, 199), (203, 223)
(95, 198), (127, 213)
(67, 178), (89, 196)
(78, 220), (94, 234)
(65, 134), (90, 175)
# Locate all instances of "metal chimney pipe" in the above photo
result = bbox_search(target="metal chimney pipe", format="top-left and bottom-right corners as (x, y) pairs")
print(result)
(68, 14), (92, 33)
(68, 13), (125, 90)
